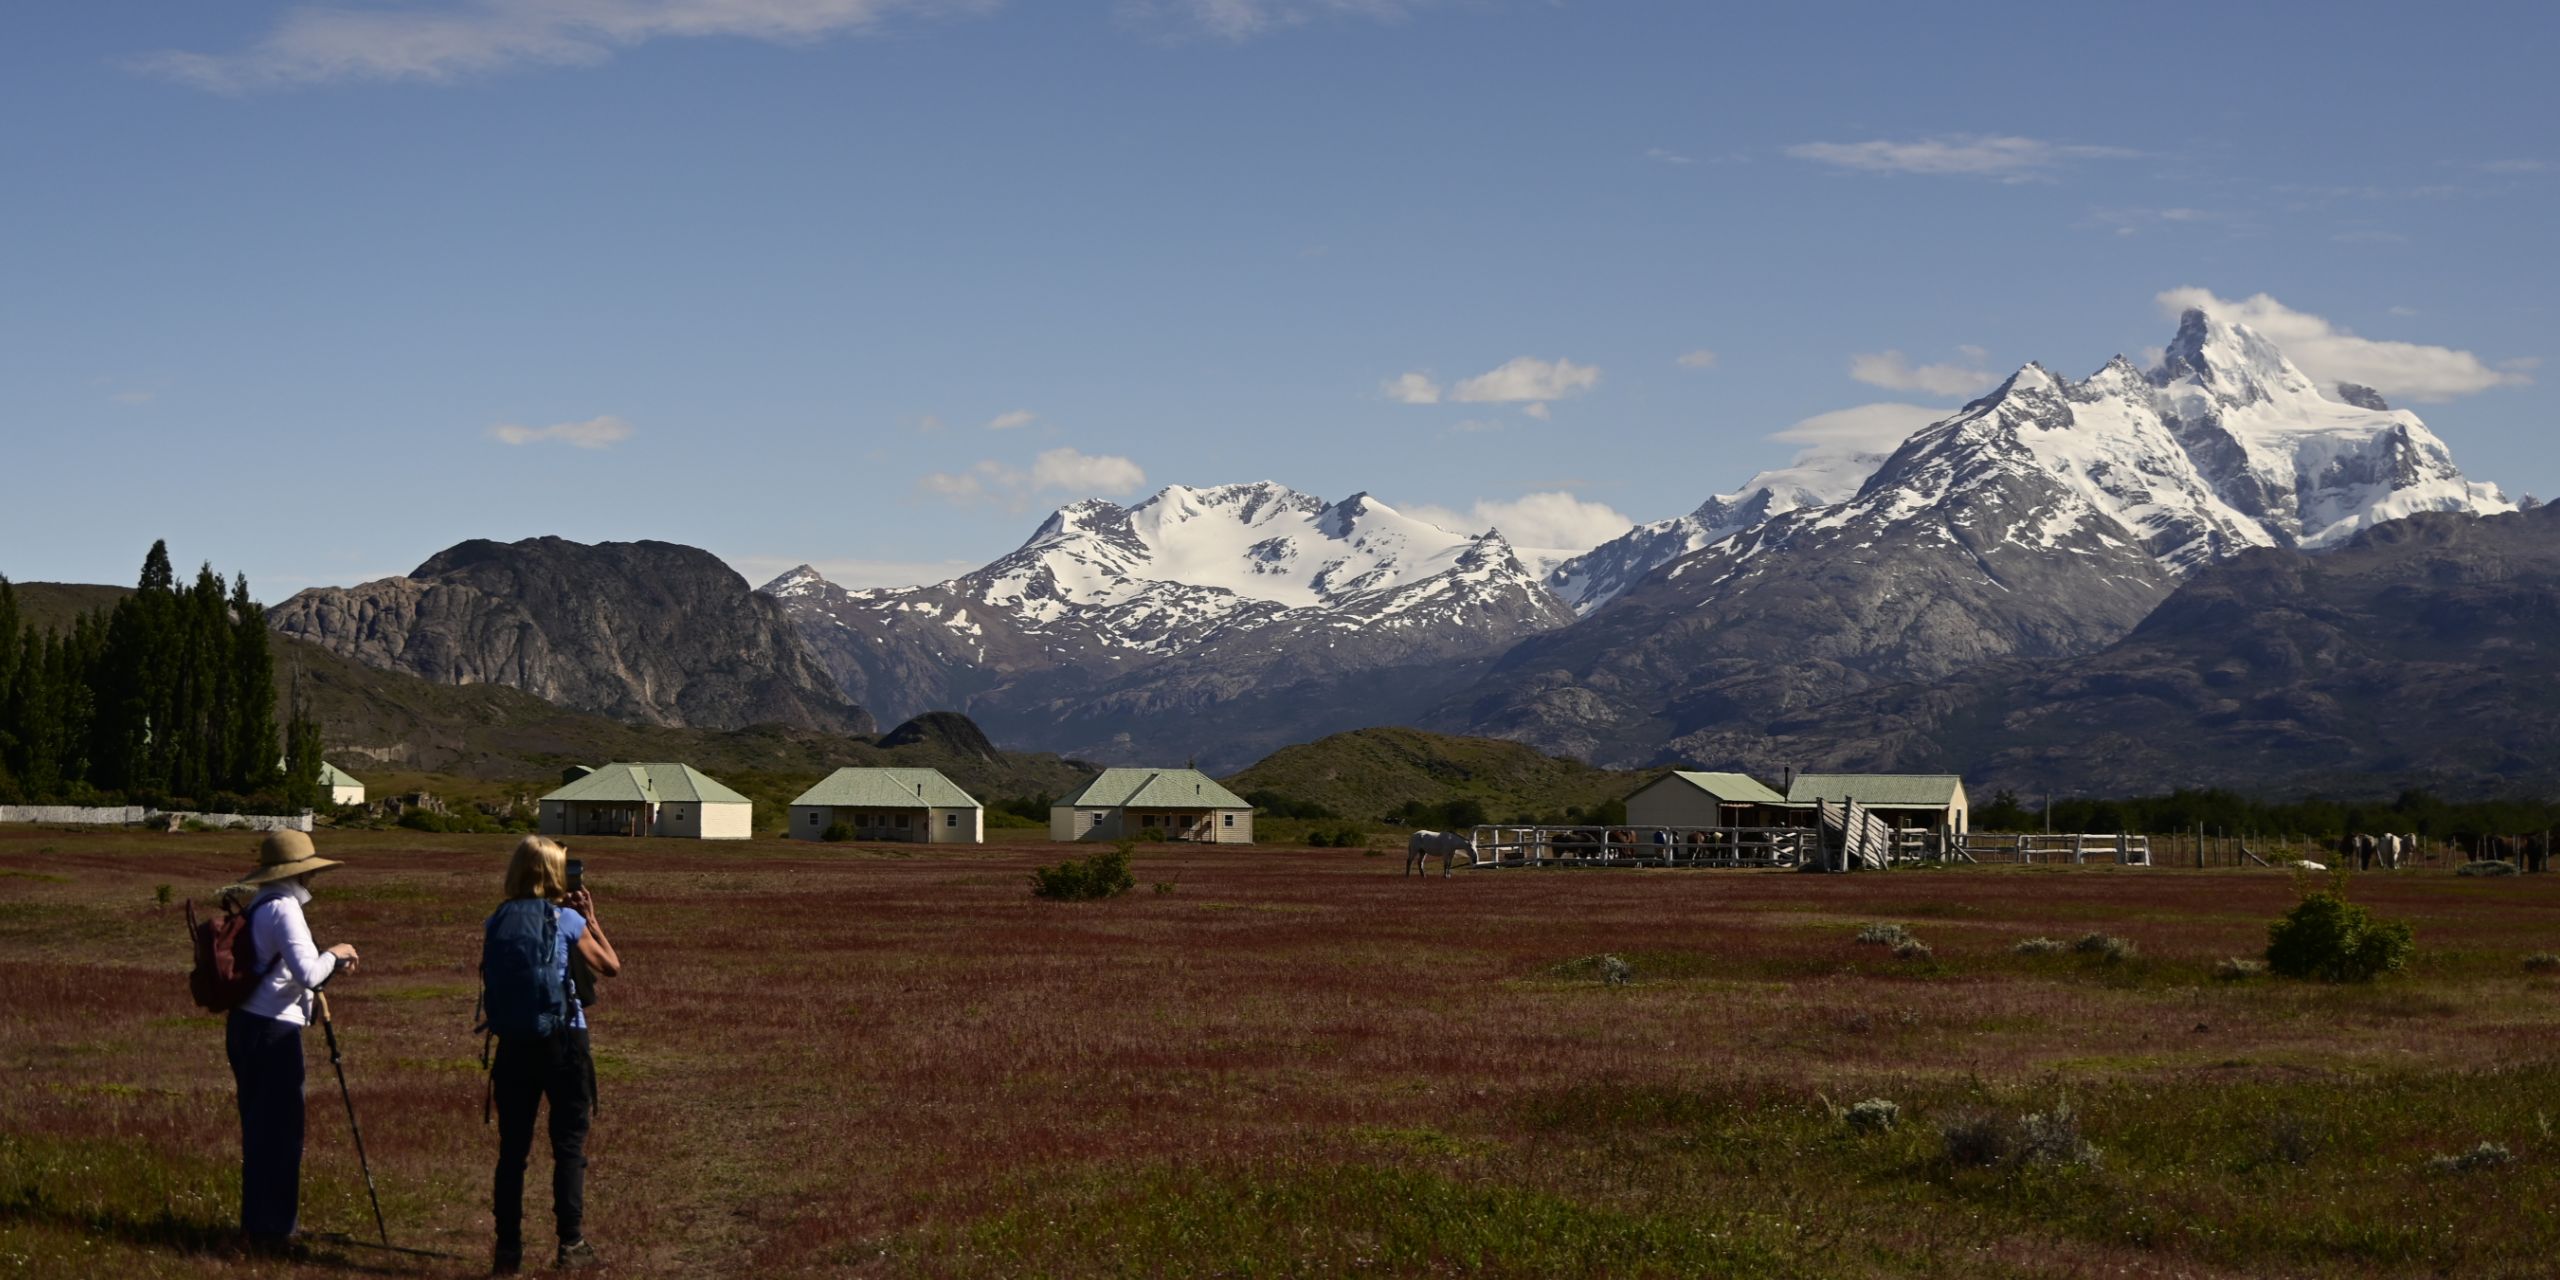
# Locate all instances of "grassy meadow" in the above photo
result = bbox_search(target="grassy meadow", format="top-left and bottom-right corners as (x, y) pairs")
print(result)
(2, 827), (2558, 1277)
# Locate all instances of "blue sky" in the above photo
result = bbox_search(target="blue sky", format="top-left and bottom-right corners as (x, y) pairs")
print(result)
(4, 0), (2553, 598)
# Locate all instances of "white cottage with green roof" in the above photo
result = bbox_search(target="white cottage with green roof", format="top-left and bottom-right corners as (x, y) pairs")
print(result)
(539, 763), (753, 840)
(1624, 770), (1788, 829)
(788, 768), (982, 844)
(1783, 774), (1969, 837)
(1050, 768), (1253, 844)
(318, 761), (365, 807)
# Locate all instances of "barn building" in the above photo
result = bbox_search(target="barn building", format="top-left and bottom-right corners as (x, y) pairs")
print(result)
(1783, 773), (1970, 838)
(788, 768), (983, 843)
(1050, 769), (1254, 844)
(538, 763), (754, 840)
(1624, 771), (1790, 829)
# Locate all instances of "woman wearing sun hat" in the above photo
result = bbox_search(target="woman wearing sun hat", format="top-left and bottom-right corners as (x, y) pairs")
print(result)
(224, 829), (360, 1256)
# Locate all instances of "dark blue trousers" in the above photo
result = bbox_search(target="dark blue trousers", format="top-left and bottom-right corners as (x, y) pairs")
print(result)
(493, 1028), (594, 1252)
(226, 1009), (306, 1241)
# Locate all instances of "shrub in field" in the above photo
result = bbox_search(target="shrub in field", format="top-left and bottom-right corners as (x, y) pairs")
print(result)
(1329, 826), (1369, 849)
(1136, 826), (1168, 843)
(1548, 954), (1633, 986)
(821, 821), (853, 843)
(2524, 953), (2560, 974)
(2457, 860), (2518, 877)
(1855, 922), (1914, 947)
(2072, 932), (2136, 964)
(2012, 937), (2066, 956)
(1940, 1111), (2017, 1168)
(2019, 1098), (2102, 1169)
(1845, 1099), (1900, 1133)
(1030, 844), (1136, 901)
(1891, 938), (1934, 963)
(2265, 884), (2414, 982)
(2215, 957), (2268, 981)
(2427, 1141), (2514, 1174)
(1940, 1097), (2100, 1171)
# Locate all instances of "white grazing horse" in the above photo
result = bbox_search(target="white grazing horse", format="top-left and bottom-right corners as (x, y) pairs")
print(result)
(1406, 829), (1479, 878)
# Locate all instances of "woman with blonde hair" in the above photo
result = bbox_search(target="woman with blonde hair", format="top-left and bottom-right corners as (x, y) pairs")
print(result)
(481, 836), (620, 1273)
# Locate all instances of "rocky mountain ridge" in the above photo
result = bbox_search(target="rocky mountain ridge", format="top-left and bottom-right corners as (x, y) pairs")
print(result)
(270, 537), (870, 734)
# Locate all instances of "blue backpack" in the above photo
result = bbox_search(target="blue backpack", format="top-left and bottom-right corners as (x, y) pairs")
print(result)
(480, 899), (570, 1039)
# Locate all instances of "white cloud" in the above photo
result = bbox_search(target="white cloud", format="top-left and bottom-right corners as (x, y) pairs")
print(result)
(1119, 0), (1433, 42)
(2480, 158), (2549, 174)
(2085, 206), (2220, 236)
(488, 414), (633, 449)
(922, 446), (1147, 508)
(1644, 147), (1695, 166)
(130, 0), (988, 92)
(913, 413), (948, 432)
(1769, 403), (1949, 454)
(985, 409), (1037, 430)
(2156, 287), (2532, 402)
(1787, 134), (2134, 181)
(1676, 348), (1718, 369)
(1407, 492), (1634, 554)
(1520, 402), (1551, 421)
(1848, 350), (1995, 397)
(1450, 356), (1600, 404)
(1382, 371), (1442, 404)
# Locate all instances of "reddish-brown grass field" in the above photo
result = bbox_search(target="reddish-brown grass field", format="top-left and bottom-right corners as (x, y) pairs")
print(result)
(3, 827), (2558, 1278)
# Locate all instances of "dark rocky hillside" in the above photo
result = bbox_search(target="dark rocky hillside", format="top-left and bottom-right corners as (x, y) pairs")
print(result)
(1674, 505), (2560, 799)
(13, 582), (1087, 800)
(270, 537), (869, 734)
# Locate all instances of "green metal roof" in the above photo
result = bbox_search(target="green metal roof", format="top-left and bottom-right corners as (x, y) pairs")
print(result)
(542, 763), (751, 806)
(317, 761), (363, 789)
(1784, 774), (1966, 807)
(1056, 768), (1250, 811)
(1645, 771), (1786, 805)
(790, 768), (979, 809)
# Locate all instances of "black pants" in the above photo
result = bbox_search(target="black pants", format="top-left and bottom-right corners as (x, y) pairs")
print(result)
(492, 1029), (594, 1251)
(226, 1009), (305, 1241)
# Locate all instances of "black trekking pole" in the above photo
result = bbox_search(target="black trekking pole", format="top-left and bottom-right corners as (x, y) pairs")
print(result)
(313, 989), (391, 1250)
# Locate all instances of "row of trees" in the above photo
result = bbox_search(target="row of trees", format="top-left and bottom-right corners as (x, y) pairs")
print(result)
(0, 542), (326, 811)
(1976, 787), (2560, 842)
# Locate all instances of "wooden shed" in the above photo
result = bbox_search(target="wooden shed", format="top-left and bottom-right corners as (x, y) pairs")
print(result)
(788, 768), (982, 843)
(1624, 770), (1788, 829)
(1783, 773), (1970, 837)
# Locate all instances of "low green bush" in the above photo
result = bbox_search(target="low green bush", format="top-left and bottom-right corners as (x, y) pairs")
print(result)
(821, 821), (853, 843)
(1031, 844), (1136, 901)
(2266, 883), (2414, 982)
(1855, 923), (1914, 947)
(2012, 937), (2066, 956)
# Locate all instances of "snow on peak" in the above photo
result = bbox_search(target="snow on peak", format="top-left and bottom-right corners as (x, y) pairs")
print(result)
(2154, 307), (2323, 407)
(758, 564), (828, 596)
(990, 481), (1526, 612)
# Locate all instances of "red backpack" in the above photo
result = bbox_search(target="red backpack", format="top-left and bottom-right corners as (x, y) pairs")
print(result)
(185, 898), (272, 1012)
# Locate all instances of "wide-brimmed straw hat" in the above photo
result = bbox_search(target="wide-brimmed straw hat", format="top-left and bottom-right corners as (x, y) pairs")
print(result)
(233, 830), (343, 887)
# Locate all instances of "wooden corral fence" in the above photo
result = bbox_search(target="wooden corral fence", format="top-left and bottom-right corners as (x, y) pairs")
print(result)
(1464, 824), (1822, 869)
(1953, 833), (2152, 865)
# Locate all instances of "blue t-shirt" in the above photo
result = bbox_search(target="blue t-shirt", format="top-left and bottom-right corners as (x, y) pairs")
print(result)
(558, 907), (589, 1031)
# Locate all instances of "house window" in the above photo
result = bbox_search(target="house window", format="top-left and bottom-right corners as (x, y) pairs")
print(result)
(809, 813), (820, 826)
(895, 813), (910, 828)
(1222, 813), (1234, 827)
(945, 813), (959, 828)
(1090, 812), (1105, 827)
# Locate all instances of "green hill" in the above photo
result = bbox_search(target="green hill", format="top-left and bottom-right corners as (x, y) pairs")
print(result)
(9, 582), (1093, 816)
(1222, 726), (1646, 823)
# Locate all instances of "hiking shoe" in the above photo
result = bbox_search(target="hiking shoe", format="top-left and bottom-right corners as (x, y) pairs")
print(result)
(556, 1238), (602, 1269)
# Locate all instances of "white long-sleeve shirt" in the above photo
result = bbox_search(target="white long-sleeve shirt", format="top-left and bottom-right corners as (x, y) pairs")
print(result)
(239, 881), (338, 1025)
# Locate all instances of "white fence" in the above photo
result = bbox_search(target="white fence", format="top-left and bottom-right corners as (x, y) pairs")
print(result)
(0, 806), (312, 833)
